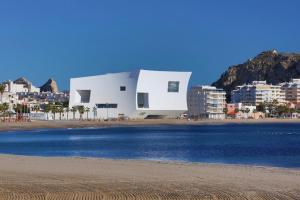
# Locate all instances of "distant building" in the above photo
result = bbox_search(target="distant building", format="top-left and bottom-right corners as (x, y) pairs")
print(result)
(226, 103), (257, 119)
(3, 78), (40, 93)
(226, 103), (256, 115)
(281, 79), (300, 108)
(187, 86), (226, 119)
(17, 91), (69, 104)
(231, 81), (285, 105)
(235, 111), (265, 119)
(0, 92), (19, 110)
(69, 69), (191, 119)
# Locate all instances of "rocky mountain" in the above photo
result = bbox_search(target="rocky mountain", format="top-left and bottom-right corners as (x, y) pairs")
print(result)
(40, 78), (59, 93)
(14, 77), (32, 87)
(212, 50), (300, 101)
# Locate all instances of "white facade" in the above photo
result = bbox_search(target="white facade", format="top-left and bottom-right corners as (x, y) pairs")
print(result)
(187, 85), (226, 119)
(3, 80), (40, 93)
(69, 70), (191, 119)
(28, 85), (40, 93)
(281, 79), (300, 108)
(231, 81), (285, 105)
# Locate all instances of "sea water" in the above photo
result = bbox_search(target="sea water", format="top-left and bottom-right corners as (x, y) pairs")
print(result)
(0, 123), (300, 168)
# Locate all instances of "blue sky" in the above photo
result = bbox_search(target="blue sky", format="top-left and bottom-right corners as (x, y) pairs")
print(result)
(0, 0), (299, 90)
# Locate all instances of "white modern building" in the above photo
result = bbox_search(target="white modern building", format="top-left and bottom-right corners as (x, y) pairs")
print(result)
(69, 69), (192, 119)
(231, 81), (285, 105)
(187, 85), (226, 119)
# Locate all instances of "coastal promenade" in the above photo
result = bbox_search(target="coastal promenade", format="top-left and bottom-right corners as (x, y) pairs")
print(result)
(1, 118), (300, 131)
(0, 154), (299, 199)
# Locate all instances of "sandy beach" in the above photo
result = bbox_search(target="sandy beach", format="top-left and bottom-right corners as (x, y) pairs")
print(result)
(0, 154), (298, 199)
(0, 120), (300, 199)
(0, 118), (300, 132)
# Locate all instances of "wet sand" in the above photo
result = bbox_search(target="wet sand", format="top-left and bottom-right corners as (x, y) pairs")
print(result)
(0, 155), (299, 199)
(0, 118), (300, 132)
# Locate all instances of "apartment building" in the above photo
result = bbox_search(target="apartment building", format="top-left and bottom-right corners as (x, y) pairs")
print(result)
(281, 79), (300, 108)
(2, 78), (40, 93)
(187, 86), (226, 119)
(231, 81), (285, 105)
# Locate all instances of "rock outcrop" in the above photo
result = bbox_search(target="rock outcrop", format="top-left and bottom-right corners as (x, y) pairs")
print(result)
(40, 79), (59, 93)
(14, 77), (32, 88)
(212, 50), (300, 101)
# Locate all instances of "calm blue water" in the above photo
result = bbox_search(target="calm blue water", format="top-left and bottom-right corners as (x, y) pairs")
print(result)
(1, 124), (300, 168)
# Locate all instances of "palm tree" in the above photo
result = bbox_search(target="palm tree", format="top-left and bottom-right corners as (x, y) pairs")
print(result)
(93, 106), (97, 120)
(85, 107), (90, 120)
(58, 106), (64, 120)
(33, 105), (40, 113)
(3, 103), (9, 120)
(44, 104), (51, 120)
(71, 106), (77, 120)
(51, 106), (58, 120)
(65, 107), (70, 120)
(256, 103), (266, 113)
(0, 103), (9, 122)
(0, 84), (6, 103)
(223, 107), (228, 114)
(0, 104), (4, 121)
(0, 104), (3, 121)
(13, 104), (20, 121)
(78, 106), (85, 120)
(2, 103), (9, 113)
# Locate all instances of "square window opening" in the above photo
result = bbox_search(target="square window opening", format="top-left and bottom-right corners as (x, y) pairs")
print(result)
(168, 81), (179, 92)
(76, 90), (91, 103)
(137, 93), (149, 108)
(120, 86), (126, 91)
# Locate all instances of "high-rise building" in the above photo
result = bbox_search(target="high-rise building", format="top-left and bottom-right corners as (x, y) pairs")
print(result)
(187, 86), (226, 119)
(281, 79), (300, 108)
(231, 81), (285, 105)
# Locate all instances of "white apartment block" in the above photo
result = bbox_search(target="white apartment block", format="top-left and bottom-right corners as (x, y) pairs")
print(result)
(187, 86), (226, 119)
(231, 81), (285, 105)
(281, 79), (300, 108)
(3, 79), (40, 93)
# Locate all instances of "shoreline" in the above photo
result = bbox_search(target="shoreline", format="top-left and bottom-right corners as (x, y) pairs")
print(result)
(1, 153), (299, 170)
(1, 153), (299, 172)
(0, 154), (299, 199)
(0, 118), (300, 132)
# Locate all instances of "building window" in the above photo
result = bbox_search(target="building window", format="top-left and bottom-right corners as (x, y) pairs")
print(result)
(137, 93), (149, 108)
(168, 81), (179, 92)
(96, 103), (118, 108)
(120, 86), (126, 91)
(76, 90), (91, 103)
